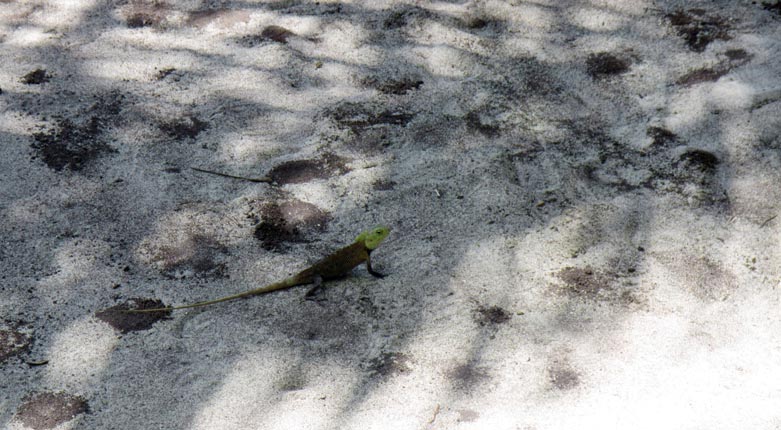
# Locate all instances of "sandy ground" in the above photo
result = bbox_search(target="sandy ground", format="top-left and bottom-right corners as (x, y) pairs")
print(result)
(2, 0), (781, 429)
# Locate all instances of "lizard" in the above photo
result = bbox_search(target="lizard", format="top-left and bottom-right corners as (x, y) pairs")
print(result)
(126, 225), (390, 313)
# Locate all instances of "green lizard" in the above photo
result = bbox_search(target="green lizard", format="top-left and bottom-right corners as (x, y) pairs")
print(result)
(127, 226), (390, 313)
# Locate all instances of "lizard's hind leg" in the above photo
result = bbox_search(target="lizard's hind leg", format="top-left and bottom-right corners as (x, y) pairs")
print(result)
(304, 275), (325, 301)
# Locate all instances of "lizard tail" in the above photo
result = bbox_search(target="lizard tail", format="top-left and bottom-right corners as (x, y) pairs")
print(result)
(124, 277), (298, 313)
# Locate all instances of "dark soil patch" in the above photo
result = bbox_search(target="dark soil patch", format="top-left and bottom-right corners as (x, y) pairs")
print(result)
(383, 6), (431, 29)
(676, 49), (751, 86)
(548, 363), (580, 390)
(384, 9), (409, 29)
(586, 52), (630, 78)
(677, 149), (719, 171)
(513, 121), (726, 206)
(556, 265), (640, 305)
(124, 1), (169, 28)
(665, 147), (723, 203)
(677, 66), (729, 86)
(95, 298), (171, 333)
(154, 235), (227, 279)
(724, 48), (751, 62)
(372, 179), (397, 191)
(21, 69), (50, 84)
(30, 91), (123, 171)
(368, 352), (412, 377)
(238, 26), (319, 47)
(379, 79), (423, 95)
(647, 126), (678, 146)
(275, 371), (307, 391)
(462, 16), (490, 29)
(465, 110), (502, 137)
(327, 102), (415, 134)
(344, 128), (395, 154)
(0, 324), (32, 362)
(268, 159), (328, 184)
(473, 305), (511, 326)
(236, 34), (266, 47)
(557, 266), (612, 297)
(267, 152), (350, 185)
(261, 25), (295, 43)
(159, 115), (208, 141)
(251, 199), (330, 251)
(762, 1), (781, 15)
(677, 256), (738, 301)
(344, 110), (414, 132)
(364, 77), (424, 95)
(15, 392), (88, 430)
(31, 119), (115, 171)
(448, 363), (489, 390)
(666, 9), (731, 52)
(519, 59), (563, 95)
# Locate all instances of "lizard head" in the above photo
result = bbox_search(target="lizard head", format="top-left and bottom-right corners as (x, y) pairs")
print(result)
(356, 225), (390, 250)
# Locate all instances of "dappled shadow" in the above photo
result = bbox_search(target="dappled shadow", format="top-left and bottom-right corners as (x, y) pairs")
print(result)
(1, 0), (780, 428)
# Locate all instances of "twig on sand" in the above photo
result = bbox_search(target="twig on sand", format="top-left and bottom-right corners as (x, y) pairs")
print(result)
(191, 167), (271, 183)
(425, 404), (441, 427)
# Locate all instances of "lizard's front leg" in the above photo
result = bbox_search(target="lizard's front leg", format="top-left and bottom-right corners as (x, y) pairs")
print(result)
(366, 254), (385, 278)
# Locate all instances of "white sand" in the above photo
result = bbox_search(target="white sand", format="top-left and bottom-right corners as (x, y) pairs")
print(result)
(2, 1), (781, 429)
